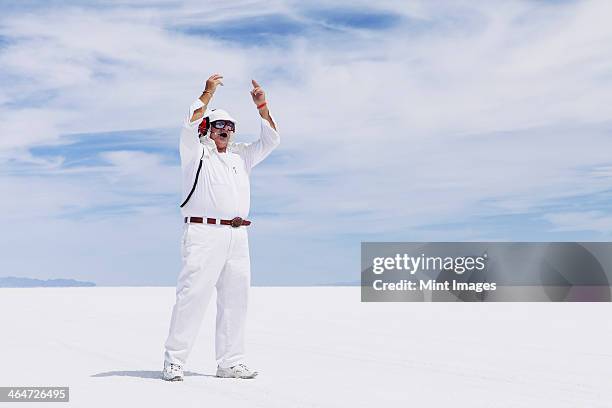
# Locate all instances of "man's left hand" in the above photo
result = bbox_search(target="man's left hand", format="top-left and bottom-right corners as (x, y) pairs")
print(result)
(250, 79), (266, 106)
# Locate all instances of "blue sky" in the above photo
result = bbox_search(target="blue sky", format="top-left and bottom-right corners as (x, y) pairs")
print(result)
(1, 0), (612, 285)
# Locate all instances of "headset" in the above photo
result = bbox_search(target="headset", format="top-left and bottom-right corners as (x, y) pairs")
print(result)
(198, 116), (211, 137)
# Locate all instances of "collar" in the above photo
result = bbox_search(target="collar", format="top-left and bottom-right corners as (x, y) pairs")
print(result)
(200, 135), (241, 157)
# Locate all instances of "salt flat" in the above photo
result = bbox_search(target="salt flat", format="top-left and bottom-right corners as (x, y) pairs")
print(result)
(0, 287), (610, 407)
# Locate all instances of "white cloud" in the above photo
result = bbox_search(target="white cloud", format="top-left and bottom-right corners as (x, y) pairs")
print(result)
(99, 150), (178, 193)
(544, 211), (612, 235)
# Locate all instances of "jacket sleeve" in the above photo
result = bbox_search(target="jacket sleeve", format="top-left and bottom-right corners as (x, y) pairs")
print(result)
(179, 99), (207, 165)
(240, 114), (280, 171)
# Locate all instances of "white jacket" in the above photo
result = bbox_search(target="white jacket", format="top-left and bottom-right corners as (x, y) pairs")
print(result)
(179, 98), (280, 219)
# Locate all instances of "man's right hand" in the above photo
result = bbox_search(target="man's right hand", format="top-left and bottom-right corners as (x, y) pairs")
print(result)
(204, 73), (224, 95)
(194, 73), (224, 122)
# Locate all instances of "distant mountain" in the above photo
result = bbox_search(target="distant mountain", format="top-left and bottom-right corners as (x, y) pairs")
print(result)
(0, 276), (96, 288)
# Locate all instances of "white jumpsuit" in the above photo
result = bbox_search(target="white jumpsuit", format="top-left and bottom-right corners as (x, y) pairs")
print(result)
(164, 99), (280, 368)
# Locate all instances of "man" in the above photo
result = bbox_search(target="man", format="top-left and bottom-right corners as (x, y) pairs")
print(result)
(162, 73), (279, 381)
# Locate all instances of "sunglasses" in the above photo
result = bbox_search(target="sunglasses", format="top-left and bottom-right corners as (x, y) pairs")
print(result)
(211, 120), (235, 131)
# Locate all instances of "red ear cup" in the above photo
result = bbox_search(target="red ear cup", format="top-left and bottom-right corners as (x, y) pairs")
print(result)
(198, 117), (210, 136)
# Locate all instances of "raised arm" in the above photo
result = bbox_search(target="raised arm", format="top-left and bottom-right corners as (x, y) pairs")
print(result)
(251, 79), (277, 131)
(240, 79), (280, 170)
(190, 73), (224, 123)
(180, 74), (224, 163)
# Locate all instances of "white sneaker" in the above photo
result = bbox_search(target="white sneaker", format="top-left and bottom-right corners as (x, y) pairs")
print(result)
(162, 361), (184, 381)
(216, 363), (258, 379)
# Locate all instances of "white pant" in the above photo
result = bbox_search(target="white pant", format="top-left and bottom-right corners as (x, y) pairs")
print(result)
(164, 222), (250, 368)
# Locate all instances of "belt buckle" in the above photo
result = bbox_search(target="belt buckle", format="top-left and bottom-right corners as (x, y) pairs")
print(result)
(230, 217), (243, 228)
